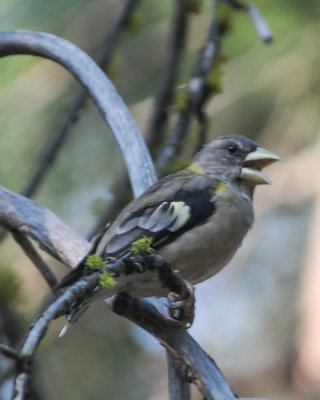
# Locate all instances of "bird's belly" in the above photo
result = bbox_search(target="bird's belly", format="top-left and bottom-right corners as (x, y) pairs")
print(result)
(158, 198), (253, 284)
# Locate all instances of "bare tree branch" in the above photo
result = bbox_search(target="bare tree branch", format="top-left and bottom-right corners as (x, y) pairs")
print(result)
(0, 175), (266, 399)
(156, 0), (273, 171)
(167, 349), (191, 400)
(85, 0), (190, 240)
(0, 0), (141, 247)
(9, 242), (268, 400)
(0, 185), (90, 268)
(245, 3), (273, 43)
(11, 252), (189, 400)
(12, 273), (100, 400)
(21, 0), (141, 200)
(87, 0), (190, 241)
(109, 293), (269, 400)
(0, 30), (157, 198)
(84, 0), (274, 242)
(0, 1), (274, 393)
(227, 1), (273, 43)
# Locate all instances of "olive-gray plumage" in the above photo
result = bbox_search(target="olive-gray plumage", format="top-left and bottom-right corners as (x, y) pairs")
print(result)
(59, 135), (280, 297)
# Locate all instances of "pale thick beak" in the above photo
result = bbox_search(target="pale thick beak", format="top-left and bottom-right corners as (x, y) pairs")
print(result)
(240, 147), (281, 185)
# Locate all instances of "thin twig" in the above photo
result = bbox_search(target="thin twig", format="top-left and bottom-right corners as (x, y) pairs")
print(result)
(0, 30), (156, 198)
(156, 4), (224, 171)
(0, 344), (20, 362)
(21, 93), (84, 199)
(146, 0), (189, 151)
(11, 230), (58, 288)
(95, 0), (141, 66)
(227, 0), (273, 43)
(245, 3), (273, 43)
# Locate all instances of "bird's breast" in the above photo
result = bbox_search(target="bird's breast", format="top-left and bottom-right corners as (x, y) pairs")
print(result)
(158, 191), (254, 284)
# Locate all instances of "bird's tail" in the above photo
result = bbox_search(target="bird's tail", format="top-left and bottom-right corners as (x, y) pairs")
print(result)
(58, 301), (90, 338)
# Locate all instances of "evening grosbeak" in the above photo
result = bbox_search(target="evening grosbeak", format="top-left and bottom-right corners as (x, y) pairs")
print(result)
(58, 135), (280, 333)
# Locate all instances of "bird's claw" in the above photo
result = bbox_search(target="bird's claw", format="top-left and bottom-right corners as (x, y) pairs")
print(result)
(167, 280), (195, 328)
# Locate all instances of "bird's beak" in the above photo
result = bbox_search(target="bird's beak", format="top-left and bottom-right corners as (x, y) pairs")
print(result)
(241, 147), (281, 185)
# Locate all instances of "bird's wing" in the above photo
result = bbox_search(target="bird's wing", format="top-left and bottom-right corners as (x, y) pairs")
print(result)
(96, 171), (218, 257)
(56, 172), (218, 289)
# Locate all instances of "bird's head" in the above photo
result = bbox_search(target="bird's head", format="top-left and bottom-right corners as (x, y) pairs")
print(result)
(193, 134), (281, 188)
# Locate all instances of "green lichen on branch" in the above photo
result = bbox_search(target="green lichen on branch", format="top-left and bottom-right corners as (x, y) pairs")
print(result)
(86, 255), (116, 288)
(99, 272), (116, 288)
(130, 236), (154, 254)
(86, 254), (105, 270)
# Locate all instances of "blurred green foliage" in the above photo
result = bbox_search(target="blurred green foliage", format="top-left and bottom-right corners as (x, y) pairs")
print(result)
(0, 265), (21, 305)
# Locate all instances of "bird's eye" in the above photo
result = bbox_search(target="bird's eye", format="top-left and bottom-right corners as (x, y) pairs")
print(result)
(227, 144), (238, 153)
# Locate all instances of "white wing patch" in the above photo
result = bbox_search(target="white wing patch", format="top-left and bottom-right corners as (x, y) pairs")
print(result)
(107, 201), (192, 256)
(167, 202), (191, 232)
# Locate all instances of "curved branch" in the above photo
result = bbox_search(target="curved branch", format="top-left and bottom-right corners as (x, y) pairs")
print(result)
(13, 273), (100, 400)
(0, 185), (90, 268)
(0, 30), (157, 198)
(22, 0), (141, 199)
(110, 294), (269, 400)
(0, 26), (273, 400)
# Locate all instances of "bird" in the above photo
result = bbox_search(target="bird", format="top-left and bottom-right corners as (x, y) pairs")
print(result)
(57, 134), (280, 334)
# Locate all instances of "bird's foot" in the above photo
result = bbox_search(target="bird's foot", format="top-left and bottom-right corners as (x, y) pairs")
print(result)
(124, 253), (196, 327)
(167, 280), (195, 328)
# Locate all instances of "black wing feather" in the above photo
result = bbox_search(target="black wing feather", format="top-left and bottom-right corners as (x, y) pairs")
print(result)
(104, 185), (216, 257)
